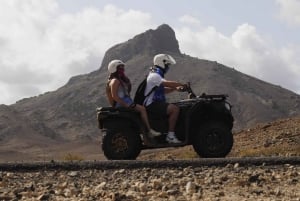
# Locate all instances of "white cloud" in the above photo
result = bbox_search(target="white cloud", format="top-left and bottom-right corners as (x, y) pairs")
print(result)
(0, 0), (154, 104)
(179, 15), (201, 27)
(276, 0), (300, 26)
(176, 22), (300, 94)
(1, 1), (300, 105)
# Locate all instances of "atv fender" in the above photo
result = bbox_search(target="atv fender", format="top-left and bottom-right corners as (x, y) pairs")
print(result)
(188, 102), (233, 132)
(101, 118), (132, 130)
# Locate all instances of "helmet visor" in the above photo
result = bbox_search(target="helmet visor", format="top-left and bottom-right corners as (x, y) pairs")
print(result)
(165, 55), (176, 65)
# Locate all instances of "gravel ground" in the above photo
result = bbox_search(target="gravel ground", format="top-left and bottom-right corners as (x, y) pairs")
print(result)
(1, 163), (299, 201)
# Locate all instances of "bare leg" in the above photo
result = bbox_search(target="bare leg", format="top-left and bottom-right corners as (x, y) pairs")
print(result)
(134, 105), (161, 137)
(165, 103), (181, 143)
(134, 104), (151, 131)
(167, 104), (180, 132)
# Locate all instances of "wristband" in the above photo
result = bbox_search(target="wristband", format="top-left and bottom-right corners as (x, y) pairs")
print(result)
(129, 103), (136, 108)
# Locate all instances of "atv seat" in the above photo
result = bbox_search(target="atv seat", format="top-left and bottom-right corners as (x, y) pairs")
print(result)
(97, 107), (118, 112)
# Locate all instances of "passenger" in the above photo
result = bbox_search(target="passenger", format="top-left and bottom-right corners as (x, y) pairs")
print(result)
(106, 59), (161, 138)
(144, 54), (187, 143)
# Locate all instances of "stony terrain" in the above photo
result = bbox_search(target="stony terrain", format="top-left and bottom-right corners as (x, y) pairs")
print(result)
(0, 163), (299, 201)
(230, 116), (300, 157)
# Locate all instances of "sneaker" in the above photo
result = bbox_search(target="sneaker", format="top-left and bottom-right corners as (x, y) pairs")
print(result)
(148, 129), (161, 138)
(166, 134), (182, 143)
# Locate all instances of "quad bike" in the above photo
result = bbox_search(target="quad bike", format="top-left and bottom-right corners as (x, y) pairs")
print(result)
(97, 83), (234, 160)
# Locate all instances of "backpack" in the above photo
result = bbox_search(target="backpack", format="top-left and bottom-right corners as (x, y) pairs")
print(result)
(134, 78), (156, 105)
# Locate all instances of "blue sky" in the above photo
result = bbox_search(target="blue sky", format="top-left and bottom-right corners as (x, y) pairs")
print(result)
(0, 0), (300, 104)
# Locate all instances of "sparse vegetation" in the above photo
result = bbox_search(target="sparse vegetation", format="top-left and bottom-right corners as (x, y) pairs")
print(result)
(179, 151), (198, 159)
(62, 153), (84, 161)
(174, 147), (198, 159)
(238, 146), (300, 157)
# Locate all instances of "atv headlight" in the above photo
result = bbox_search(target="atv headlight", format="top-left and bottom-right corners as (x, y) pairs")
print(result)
(225, 102), (231, 111)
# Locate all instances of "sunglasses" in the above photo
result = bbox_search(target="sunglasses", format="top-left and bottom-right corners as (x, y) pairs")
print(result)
(117, 65), (125, 70)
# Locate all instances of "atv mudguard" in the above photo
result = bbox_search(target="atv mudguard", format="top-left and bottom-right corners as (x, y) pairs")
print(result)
(188, 99), (234, 132)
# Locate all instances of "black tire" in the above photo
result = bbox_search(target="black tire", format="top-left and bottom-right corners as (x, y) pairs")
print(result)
(192, 121), (233, 158)
(102, 129), (142, 160)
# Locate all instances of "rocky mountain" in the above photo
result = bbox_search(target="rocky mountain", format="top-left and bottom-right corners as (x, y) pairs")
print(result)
(1, 24), (300, 161)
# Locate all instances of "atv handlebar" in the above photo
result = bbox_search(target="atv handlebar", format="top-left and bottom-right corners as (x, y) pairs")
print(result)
(178, 82), (197, 99)
(185, 82), (197, 99)
(181, 82), (228, 100)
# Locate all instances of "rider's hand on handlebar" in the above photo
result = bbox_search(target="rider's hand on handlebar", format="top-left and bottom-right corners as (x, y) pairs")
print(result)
(176, 84), (189, 92)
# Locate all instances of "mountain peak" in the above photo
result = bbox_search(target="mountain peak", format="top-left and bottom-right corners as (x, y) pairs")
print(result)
(100, 24), (180, 69)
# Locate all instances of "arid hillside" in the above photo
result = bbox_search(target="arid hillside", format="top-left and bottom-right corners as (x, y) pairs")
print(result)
(138, 116), (300, 160)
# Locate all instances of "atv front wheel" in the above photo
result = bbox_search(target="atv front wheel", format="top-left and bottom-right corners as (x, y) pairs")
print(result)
(192, 121), (233, 158)
(102, 129), (142, 160)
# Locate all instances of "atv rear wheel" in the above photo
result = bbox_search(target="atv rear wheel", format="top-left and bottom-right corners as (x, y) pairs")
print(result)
(192, 121), (233, 158)
(102, 129), (142, 160)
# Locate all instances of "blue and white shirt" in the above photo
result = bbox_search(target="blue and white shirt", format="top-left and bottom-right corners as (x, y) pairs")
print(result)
(144, 68), (166, 106)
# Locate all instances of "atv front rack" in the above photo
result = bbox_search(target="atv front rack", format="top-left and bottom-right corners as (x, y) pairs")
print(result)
(178, 94), (228, 104)
(199, 93), (228, 100)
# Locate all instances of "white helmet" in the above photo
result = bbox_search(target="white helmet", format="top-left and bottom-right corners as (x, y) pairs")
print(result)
(108, 60), (125, 73)
(153, 54), (176, 69)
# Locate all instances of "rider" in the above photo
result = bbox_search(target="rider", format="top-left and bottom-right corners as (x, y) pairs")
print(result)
(106, 59), (161, 138)
(144, 54), (187, 143)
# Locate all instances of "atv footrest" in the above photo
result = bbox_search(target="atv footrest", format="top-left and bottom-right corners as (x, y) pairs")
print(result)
(142, 142), (186, 149)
